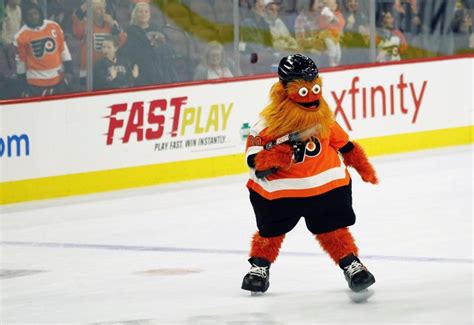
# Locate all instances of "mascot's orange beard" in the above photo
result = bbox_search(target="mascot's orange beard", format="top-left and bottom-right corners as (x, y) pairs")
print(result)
(260, 80), (334, 140)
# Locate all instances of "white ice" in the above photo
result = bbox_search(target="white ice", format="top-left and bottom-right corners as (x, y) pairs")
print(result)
(1, 145), (473, 325)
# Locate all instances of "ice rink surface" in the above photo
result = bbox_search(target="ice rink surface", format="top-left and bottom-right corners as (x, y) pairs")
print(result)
(1, 145), (473, 325)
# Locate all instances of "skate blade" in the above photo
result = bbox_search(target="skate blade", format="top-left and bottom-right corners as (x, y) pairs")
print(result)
(348, 289), (374, 303)
(250, 291), (264, 296)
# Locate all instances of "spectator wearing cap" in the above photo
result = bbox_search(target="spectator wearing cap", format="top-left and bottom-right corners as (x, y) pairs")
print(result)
(264, 0), (298, 51)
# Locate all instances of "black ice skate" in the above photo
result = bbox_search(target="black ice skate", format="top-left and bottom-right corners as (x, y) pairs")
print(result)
(339, 253), (375, 293)
(241, 257), (270, 294)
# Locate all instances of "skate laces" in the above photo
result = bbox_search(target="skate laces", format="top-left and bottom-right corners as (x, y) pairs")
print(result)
(249, 264), (269, 278)
(344, 260), (365, 278)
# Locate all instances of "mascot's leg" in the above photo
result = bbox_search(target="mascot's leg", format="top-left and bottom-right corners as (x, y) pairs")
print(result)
(316, 227), (375, 292)
(241, 231), (285, 294)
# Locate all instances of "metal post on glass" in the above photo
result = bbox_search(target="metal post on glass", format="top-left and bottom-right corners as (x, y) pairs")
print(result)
(86, 0), (94, 91)
(233, 0), (240, 74)
(369, 0), (376, 63)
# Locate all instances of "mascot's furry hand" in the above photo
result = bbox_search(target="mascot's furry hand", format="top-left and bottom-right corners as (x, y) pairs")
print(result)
(255, 144), (293, 171)
(342, 142), (379, 184)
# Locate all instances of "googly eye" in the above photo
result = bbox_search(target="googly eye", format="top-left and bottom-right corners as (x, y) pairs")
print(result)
(312, 84), (321, 94)
(298, 87), (308, 97)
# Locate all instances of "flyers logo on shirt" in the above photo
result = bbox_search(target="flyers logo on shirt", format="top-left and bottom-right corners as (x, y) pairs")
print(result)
(31, 37), (57, 58)
(94, 33), (109, 51)
(293, 138), (321, 163)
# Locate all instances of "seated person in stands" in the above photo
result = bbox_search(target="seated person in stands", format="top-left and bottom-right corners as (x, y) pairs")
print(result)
(341, 0), (370, 64)
(319, 0), (345, 66)
(264, 0), (298, 51)
(343, 0), (368, 35)
(240, 0), (276, 74)
(376, 10), (408, 62)
(451, 8), (473, 54)
(124, 1), (179, 86)
(1, 0), (22, 75)
(93, 35), (138, 90)
(73, 0), (127, 85)
(15, 3), (73, 97)
(128, 0), (150, 10)
(193, 41), (239, 80)
(294, 0), (325, 54)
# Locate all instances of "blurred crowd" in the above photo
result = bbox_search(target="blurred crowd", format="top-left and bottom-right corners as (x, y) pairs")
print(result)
(0, 0), (472, 100)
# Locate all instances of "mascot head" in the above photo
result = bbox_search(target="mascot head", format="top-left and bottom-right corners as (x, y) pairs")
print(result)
(261, 54), (334, 139)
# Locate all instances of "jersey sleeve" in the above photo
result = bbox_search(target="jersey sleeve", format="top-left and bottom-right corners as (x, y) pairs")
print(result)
(245, 121), (270, 168)
(13, 31), (27, 74)
(54, 24), (72, 62)
(329, 121), (350, 151)
(245, 127), (263, 160)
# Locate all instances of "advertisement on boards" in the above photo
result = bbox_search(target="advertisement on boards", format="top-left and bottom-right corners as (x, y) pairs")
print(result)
(0, 57), (472, 183)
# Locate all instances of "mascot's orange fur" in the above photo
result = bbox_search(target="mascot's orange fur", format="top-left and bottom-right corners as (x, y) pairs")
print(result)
(241, 54), (378, 295)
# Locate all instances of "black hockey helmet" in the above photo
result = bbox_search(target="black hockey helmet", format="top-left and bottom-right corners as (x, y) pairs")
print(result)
(278, 54), (319, 86)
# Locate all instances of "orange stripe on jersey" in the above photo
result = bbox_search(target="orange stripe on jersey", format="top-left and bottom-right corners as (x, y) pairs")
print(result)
(246, 121), (351, 200)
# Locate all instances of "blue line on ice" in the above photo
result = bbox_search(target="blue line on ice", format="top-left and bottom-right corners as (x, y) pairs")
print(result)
(1, 240), (472, 264)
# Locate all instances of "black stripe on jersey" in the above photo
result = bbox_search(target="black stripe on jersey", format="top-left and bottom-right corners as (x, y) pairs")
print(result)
(338, 141), (354, 154)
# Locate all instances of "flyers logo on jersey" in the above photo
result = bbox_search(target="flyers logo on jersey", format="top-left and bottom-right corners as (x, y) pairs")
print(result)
(31, 37), (57, 58)
(293, 138), (321, 163)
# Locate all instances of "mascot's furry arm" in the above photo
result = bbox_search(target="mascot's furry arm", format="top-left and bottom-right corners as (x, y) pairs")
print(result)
(340, 141), (379, 184)
(247, 144), (293, 171)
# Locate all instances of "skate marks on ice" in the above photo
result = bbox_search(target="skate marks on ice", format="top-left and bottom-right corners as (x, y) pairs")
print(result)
(186, 312), (281, 325)
(0, 269), (47, 279)
(246, 287), (374, 303)
(133, 268), (203, 276)
(90, 319), (158, 325)
(347, 289), (375, 303)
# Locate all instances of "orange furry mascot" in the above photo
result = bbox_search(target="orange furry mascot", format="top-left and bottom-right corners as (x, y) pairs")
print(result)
(241, 54), (377, 295)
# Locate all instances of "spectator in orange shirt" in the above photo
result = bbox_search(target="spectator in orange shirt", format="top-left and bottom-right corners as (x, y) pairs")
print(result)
(72, 0), (127, 85)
